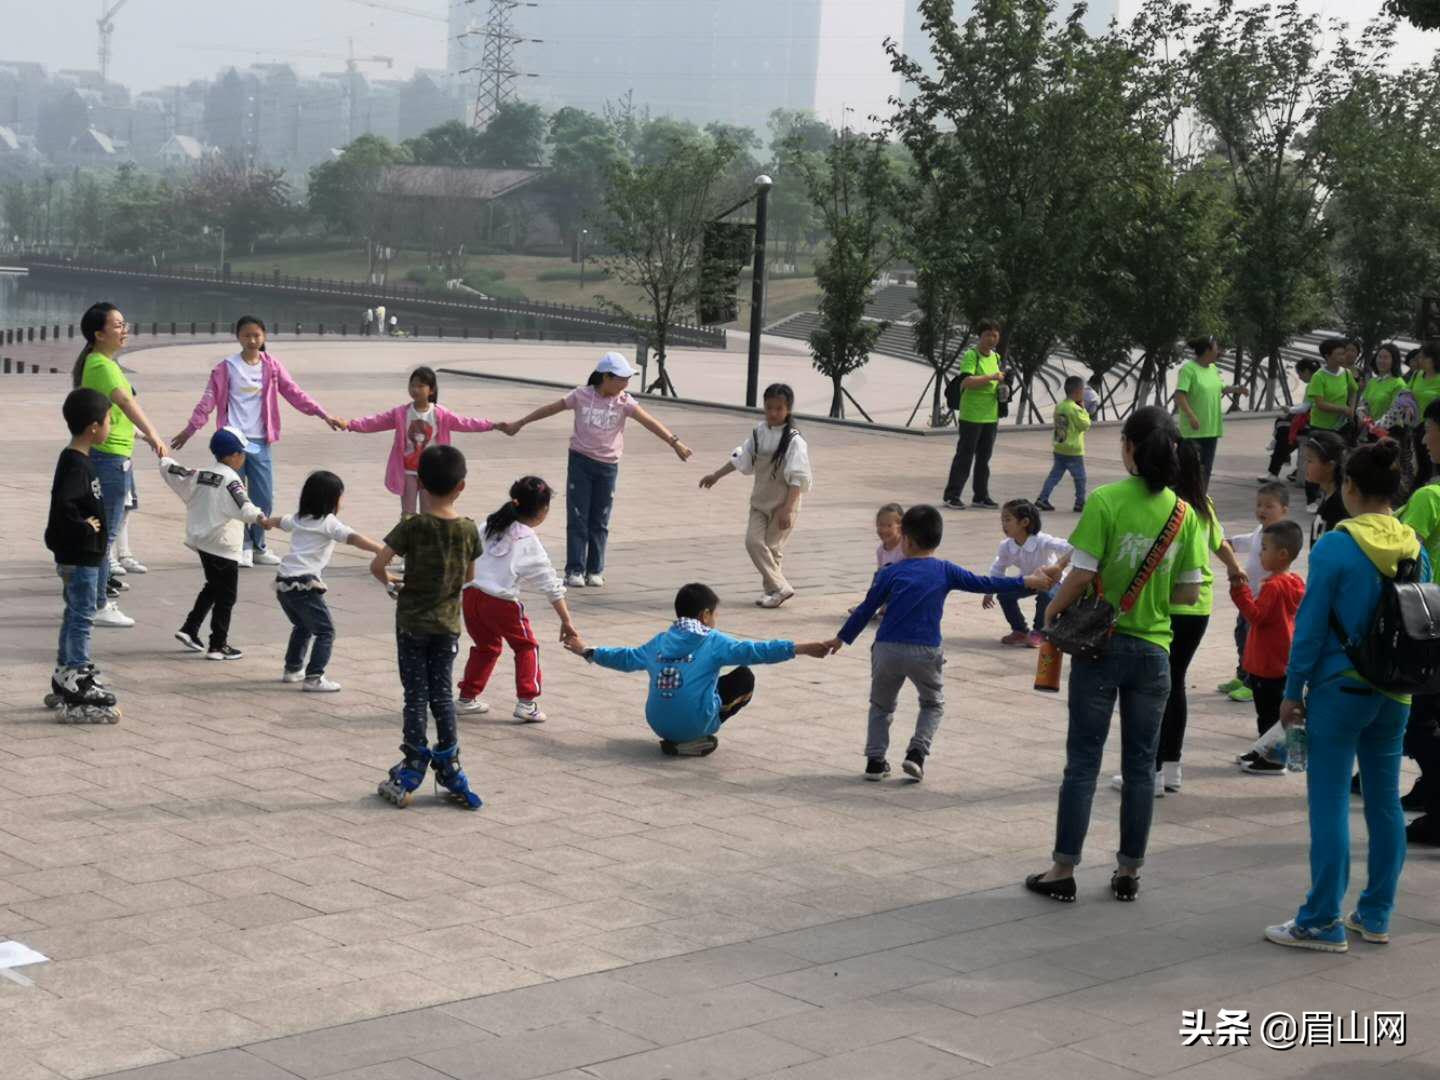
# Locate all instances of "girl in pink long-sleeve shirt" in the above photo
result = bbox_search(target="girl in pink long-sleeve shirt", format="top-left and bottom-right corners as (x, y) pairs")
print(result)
(344, 366), (504, 515)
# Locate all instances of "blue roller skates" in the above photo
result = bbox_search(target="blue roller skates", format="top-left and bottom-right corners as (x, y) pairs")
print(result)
(377, 744), (432, 807)
(431, 745), (483, 810)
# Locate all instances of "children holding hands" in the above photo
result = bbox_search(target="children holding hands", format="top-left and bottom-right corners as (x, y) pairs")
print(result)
(982, 499), (1070, 647)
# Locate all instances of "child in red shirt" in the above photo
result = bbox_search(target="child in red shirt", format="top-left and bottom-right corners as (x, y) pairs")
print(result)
(1229, 520), (1307, 774)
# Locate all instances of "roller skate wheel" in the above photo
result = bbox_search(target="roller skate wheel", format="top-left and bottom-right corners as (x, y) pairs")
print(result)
(377, 781), (412, 807)
(43, 693), (64, 710)
(444, 789), (483, 811)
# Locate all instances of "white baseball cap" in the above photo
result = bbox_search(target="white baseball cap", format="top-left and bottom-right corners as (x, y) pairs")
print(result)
(595, 351), (636, 378)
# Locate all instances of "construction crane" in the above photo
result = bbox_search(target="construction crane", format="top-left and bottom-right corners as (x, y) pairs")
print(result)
(342, 0), (447, 22)
(194, 42), (395, 75)
(96, 0), (131, 83)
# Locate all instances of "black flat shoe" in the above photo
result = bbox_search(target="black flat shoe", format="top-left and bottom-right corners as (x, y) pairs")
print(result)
(1111, 871), (1140, 902)
(1025, 872), (1076, 903)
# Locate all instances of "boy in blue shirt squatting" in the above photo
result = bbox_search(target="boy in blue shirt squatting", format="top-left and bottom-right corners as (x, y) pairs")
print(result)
(828, 504), (1058, 782)
(564, 582), (831, 756)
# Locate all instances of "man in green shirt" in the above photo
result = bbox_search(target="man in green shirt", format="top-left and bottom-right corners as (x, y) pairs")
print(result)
(943, 319), (1006, 511)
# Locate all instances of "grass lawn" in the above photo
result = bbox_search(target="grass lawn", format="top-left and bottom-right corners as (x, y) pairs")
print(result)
(223, 247), (820, 326)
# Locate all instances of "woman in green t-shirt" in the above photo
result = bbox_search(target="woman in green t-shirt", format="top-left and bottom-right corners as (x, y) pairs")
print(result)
(1026, 406), (1207, 904)
(1174, 336), (1243, 483)
(1360, 343), (1406, 426)
(1409, 342), (1440, 486)
(70, 302), (169, 625)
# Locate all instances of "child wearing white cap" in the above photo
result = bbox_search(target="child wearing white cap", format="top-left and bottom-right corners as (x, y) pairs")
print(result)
(503, 353), (693, 588)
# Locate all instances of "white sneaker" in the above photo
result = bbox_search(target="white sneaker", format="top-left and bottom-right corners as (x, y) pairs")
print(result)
(109, 560), (127, 576)
(564, 572), (586, 588)
(1162, 761), (1182, 792)
(585, 573), (605, 588)
(253, 549), (281, 566)
(1110, 772), (1164, 798)
(238, 549), (254, 568)
(281, 669), (305, 683)
(303, 675), (341, 692)
(119, 556), (147, 574)
(513, 700), (546, 723)
(93, 603), (135, 628)
(756, 588), (796, 609)
(457, 698), (491, 714)
(1306, 500), (1320, 514)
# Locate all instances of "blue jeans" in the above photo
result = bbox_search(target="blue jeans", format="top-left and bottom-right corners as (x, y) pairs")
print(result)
(999, 588), (1053, 634)
(1296, 677), (1409, 935)
(1038, 453), (1086, 505)
(566, 450), (618, 577)
(397, 630), (459, 751)
(90, 449), (129, 611)
(1054, 633), (1171, 869)
(278, 588), (335, 678)
(56, 564), (99, 668)
(239, 440), (274, 552)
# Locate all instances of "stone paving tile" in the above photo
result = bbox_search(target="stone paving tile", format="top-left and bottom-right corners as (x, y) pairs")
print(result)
(4, 341), (1434, 1080)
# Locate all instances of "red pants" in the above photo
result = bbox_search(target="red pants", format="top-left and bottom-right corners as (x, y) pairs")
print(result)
(459, 589), (541, 700)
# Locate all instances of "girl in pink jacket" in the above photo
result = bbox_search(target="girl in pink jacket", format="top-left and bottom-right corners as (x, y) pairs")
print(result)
(345, 366), (504, 515)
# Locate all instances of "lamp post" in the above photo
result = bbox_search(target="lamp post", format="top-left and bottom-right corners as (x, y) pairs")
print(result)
(203, 224), (226, 275)
(745, 175), (773, 409)
(579, 227), (589, 289)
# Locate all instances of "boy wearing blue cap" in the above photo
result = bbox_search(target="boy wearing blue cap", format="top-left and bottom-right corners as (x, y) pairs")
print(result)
(159, 426), (271, 660)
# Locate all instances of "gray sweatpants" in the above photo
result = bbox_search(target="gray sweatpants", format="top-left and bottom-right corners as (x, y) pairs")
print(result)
(866, 642), (946, 760)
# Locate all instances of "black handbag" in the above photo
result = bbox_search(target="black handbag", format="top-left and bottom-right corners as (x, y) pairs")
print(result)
(1045, 499), (1189, 663)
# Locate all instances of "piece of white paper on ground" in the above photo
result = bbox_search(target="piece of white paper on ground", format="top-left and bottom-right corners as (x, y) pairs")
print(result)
(0, 941), (47, 968)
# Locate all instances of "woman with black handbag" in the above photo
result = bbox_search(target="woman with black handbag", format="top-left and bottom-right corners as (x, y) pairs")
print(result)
(1024, 407), (1208, 903)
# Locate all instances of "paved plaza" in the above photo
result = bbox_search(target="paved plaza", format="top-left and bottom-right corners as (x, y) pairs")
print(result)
(1, 340), (1439, 1080)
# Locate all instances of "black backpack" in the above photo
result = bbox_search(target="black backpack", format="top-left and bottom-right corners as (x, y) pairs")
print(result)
(1331, 557), (1440, 695)
(944, 373), (964, 411)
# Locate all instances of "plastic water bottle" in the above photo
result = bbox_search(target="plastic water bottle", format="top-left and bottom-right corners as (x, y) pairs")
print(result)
(1285, 724), (1308, 773)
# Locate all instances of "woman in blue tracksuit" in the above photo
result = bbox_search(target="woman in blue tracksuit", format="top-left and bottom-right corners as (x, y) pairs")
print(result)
(1266, 439), (1427, 952)
(564, 582), (830, 755)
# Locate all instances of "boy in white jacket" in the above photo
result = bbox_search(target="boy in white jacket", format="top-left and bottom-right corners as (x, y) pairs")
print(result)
(161, 427), (269, 660)
(458, 476), (578, 721)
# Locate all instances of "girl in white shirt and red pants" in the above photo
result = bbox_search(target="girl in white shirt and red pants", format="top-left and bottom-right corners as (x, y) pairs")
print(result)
(458, 477), (579, 722)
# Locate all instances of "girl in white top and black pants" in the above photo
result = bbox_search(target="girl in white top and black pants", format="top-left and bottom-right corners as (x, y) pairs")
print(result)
(273, 471), (385, 691)
(700, 383), (813, 608)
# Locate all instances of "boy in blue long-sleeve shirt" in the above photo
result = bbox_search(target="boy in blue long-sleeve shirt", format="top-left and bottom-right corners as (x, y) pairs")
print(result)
(565, 582), (830, 756)
(829, 504), (1057, 781)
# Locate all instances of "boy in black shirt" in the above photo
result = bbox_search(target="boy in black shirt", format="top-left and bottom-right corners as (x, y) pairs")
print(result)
(43, 389), (121, 723)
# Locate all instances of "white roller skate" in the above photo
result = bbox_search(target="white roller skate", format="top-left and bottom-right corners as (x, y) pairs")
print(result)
(44, 666), (67, 710)
(58, 667), (121, 724)
(377, 744), (432, 807)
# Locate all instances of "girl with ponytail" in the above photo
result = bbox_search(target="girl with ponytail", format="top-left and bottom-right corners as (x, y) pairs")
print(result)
(74, 302), (169, 627)
(699, 383), (813, 608)
(1026, 406), (1209, 904)
(457, 476), (578, 723)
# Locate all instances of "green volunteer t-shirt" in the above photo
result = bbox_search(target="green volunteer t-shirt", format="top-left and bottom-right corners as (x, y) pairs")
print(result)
(1170, 501), (1223, 617)
(1400, 483), (1440, 570)
(1306, 368), (1350, 431)
(80, 352), (135, 456)
(1067, 475), (1206, 652)
(1052, 398), (1090, 456)
(956, 347), (1001, 424)
(384, 514), (482, 636)
(1412, 371), (1440, 417)
(1362, 375), (1406, 421)
(1175, 359), (1223, 439)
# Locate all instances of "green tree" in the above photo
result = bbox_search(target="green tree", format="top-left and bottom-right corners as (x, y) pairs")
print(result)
(1188, 0), (1337, 406)
(545, 106), (623, 251)
(184, 157), (294, 254)
(104, 165), (178, 255)
(0, 182), (36, 244)
(402, 119), (486, 166)
(307, 134), (412, 279)
(767, 109), (832, 265)
(475, 101), (546, 167)
(791, 133), (899, 418)
(596, 127), (741, 395)
(1314, 23), (1440, 357)
(1387, 0), (1440, 31)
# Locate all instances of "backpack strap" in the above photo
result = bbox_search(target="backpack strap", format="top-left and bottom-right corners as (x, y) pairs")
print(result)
(1116, 499), (1189, 615)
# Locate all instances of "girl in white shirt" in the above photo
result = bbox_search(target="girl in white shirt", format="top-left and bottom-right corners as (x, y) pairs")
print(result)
(458, 476), (579, 722)
(699, 383), (813, 608)
(982, 499), (1070, 646)
(273, 471), (386, 692)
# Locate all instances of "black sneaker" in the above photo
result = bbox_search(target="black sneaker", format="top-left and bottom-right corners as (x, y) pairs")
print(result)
(1236, 749), (1260, 765)
(174, 629), (204, 653)
(1072, 502), (1086, 513)
(972, 497), (999, 510)
(107, 578), (128, 595)
(1241, 756), (1285, 775)
(659, 736), (718, 757)
(902, 749), (925, 781)
(1351, 773), (1363, 796)
(206, 645), (244, 661)
(943, 497), (966, 510)
(864, 758), (891, 781)
(1034, 498), (1056, 512)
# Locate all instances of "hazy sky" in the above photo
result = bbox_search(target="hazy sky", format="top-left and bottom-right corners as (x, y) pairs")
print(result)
(13, 0), (1440, 120)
